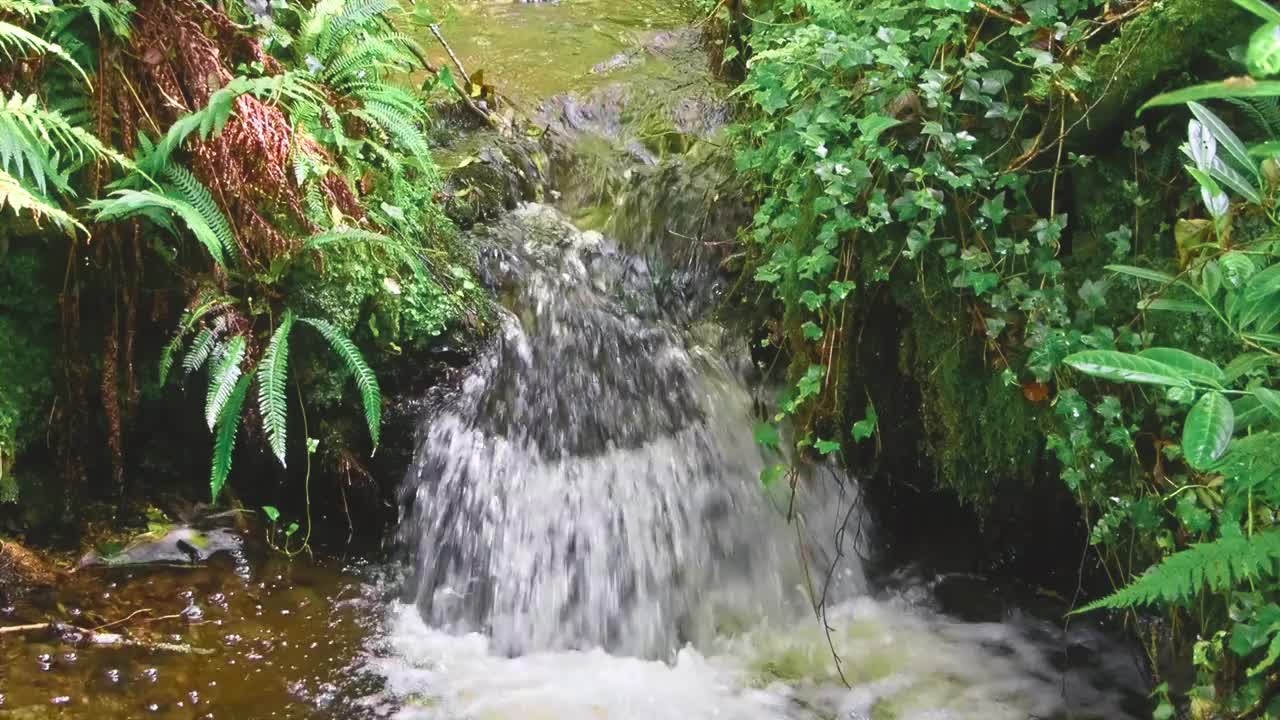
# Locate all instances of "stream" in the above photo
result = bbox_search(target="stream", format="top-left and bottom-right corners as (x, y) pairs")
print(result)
(2, 3), (1150, 718)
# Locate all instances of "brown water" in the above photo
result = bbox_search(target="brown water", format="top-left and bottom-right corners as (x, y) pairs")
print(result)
(0, 552), (390, 719)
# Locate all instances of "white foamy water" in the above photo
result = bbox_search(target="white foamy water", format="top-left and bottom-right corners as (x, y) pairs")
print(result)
(365, 594), (1141, 720)
(377, 204), (1145, 720)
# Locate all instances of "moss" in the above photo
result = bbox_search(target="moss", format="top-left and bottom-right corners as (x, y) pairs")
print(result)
(897, 286), (1049, 508)
(1074, 0), (1250, 135)
(0, 241), (59, 504)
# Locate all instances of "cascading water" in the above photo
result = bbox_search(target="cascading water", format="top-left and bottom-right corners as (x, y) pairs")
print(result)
(397, 204), (862, 660)
(374, 205), (1144, 720)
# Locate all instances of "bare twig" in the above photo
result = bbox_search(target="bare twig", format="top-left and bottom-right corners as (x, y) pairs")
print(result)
(429, 24), (470, 84)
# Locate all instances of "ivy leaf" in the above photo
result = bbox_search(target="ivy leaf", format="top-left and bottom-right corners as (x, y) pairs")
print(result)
(815, 439), (841, 455)
(1182, 391), (1234, 471)
(262, 505), (280, 523)
(760, 463), (787, 489)
(753, 422), (781, 450)
(852, 400), (878, 442)
(1064, 350), (1193, 388)
(802, 321), (824, 341)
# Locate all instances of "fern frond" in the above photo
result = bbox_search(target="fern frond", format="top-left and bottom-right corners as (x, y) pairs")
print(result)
(352, 101), (430, 160)
(137, 74), (319, 177)
(205, 335), (246, 430)
(301, 317), (381, 448)
(319, 0), (400, 61)
(163, 164), (239, 265)
(0, 20), (89, 84)
(0, 92), (129, 194)
(210, 373), (252, 503)
(72, 0), (136, 39)
(89, 189), (227, 267)
(258, 310), (295, 467)
(0, 1), (58, 21)
(0, 167), (84, 234)
(183, 328), (219, 376)
(1080, 529), (1280, 611)
(158, 299), (226, 385)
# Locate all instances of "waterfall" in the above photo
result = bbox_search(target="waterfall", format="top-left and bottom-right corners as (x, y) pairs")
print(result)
(397, 203), (864, 659)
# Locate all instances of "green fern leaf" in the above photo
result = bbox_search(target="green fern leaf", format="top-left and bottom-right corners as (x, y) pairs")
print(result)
(183, 328), (219, 375)
(163, 165), (239, 265)
(258, 311), (296, 467)
(89, 189), (227, 267)
(210, 373), (252, 503)
(301, 317), (382, 449)
(0, 21), (88, 84)
(1079, 529), (1280, 612)
(0, 167), (83, 234)
(205, 335), (246, 430)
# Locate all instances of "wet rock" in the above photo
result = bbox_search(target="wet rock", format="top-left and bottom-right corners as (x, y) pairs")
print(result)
(78, 527), (243, 568)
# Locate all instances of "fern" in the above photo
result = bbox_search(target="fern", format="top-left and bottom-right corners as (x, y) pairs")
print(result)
(210, 373), (252, 503)
(318, 0), (400, 61)
(352, 100), (431, 160)
(136, 74), (321, 177)
(205, 335), (246, 430)
(0, 20), (88, 83)
(163, 164), (239, 265)
(1080, 529), (1280, 611)
(89, 189), (228, 267)
(0, 92), (129, 194)
(158, 300), (225, 385)
(0, 167), (84, 234)
(300, 317), (382, 448)
(182, 327), (219, 376)
(258, 310), (295, 467)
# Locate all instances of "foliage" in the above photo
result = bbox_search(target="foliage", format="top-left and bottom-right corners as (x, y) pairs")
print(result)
(729, 0), (1280, 711)
(0, 0), (484, 532)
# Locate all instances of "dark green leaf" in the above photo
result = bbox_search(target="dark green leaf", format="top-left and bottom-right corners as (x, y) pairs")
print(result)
(1182, 391), (1234, 470)
(1064, 350), (1193, 388)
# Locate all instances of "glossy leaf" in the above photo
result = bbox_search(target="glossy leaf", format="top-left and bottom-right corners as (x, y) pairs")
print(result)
(1182, 391), (1235, 471)
(1140, 79), (1280, 113)
(1138, 348), (1226, 387)
(1064, 350), (1193, 388)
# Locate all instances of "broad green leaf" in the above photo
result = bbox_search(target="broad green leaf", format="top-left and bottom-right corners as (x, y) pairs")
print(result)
(1225, 352), (1280, 381)
(1233, 393), (1272, 426)
(1106, 264), (1176, 284)
(1137, 298), (1211, 314)
(1138, 348), (1226, 387)
(1140, 79), (1280, 113)
(1189, 102), (1259, 179)
(1235, 0), (1280, 26)
(1064, 350), (1193, 388)
(1254, 386), (1280, 420)
(1248, 23), (1280, 77)
(1182, 391), (1234, 470)
(262, 505), (280, 523)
